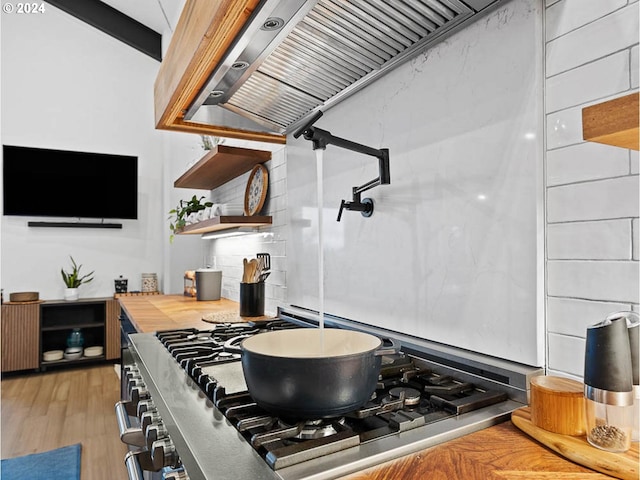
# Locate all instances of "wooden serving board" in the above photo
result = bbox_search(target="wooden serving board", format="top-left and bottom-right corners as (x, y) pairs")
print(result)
(511, 407), (639, 480)
(114, 291), (162, 298)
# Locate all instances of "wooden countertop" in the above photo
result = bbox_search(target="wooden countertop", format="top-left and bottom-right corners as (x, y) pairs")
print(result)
(341, 420), (630, 480)
(118, 294), (270, 333)
(119, 295), (635, 478)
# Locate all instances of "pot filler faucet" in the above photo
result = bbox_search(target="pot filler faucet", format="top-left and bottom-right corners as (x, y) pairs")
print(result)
(293, 110), (390, 221)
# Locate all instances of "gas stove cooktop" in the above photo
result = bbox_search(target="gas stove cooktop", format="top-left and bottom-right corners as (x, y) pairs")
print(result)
(123, 306), (541, 480)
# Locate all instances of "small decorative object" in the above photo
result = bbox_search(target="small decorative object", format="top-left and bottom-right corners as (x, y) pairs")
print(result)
(168, 195), (214, 242)
(60, 256), (94, 301)
(114, 275), (128, 294)
(67, 328), (84, 348)
(84, 346), (103, 357)
(64, 347), (83, 360)
(184, 270), (196, 297)
(141, 273), (158, 293)
(8, 291), (39, 302)
(43, 350), (64, 362)
(244, 164), (269, 216)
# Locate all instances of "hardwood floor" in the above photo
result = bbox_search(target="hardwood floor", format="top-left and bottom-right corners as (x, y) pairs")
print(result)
(1, 364), (129, 480)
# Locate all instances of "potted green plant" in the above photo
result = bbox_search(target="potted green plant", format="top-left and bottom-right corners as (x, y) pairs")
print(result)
(168, 195), (213, 243)
(200, 135), (221, 150)
(61, 256), (94, 301)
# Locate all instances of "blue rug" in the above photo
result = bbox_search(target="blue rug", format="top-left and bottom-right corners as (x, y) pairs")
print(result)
(1, 443), (81, 480)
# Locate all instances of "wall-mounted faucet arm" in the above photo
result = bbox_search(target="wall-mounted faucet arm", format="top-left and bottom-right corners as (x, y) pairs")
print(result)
(293, 110), (390, 222)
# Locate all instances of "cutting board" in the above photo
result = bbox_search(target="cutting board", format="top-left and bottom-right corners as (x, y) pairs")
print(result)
(511, 407), (639, 480)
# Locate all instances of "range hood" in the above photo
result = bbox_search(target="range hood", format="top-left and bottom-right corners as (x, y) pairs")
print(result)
(184, 0), (508, 136)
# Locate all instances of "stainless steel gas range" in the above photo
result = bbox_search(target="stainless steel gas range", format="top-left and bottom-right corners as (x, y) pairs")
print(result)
(116, 305), (542, 480)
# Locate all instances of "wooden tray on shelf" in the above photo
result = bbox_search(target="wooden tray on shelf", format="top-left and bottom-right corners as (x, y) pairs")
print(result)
(511, 407), (639, 480)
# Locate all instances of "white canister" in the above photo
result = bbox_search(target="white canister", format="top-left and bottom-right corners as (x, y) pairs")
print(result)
(141, 273), (158, 293)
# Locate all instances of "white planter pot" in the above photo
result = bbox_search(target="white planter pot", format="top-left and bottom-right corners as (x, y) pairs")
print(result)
(64, 287), (79, 301)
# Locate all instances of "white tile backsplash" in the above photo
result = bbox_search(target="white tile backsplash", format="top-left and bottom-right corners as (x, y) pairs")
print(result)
(633, 218), (639, 260)
(632, 45), (639, 89)
(546, 142), (629, 186)
(547, 260), (639, 303)
(546, 51), (629, 113)
(547, 296), (631, 336)
(545, 0), (627, 42)
(546, 3), (639, 77)
(547, 333), (585, 377)
(546, 106), (584, 150)
(547, 219), (632, 259)
(547, 175), (639, 222)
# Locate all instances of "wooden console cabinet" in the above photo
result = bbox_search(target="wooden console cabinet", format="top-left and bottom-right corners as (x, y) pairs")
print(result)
(1, 303), (40, 372)
(1, 297), (121, 373)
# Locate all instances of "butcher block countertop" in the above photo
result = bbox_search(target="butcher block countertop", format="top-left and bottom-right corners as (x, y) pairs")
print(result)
(341, 420), (628, 480)
(119, 295), (632, 479)
(118, 294), (271, 333)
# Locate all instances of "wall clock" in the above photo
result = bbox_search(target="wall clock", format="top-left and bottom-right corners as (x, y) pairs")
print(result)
(244, 164), (268, 216)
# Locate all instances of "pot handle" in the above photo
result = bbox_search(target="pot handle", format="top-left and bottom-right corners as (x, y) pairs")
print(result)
(375, 338), (401, 356)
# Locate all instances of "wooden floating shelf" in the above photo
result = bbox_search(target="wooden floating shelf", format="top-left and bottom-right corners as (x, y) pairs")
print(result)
(174, 145), (272, 190)
(582, 92), (639, 150)
(176, 215), (272, 235)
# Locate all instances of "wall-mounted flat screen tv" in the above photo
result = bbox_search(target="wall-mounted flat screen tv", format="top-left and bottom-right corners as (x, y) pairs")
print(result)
(3, 145), (138, 220)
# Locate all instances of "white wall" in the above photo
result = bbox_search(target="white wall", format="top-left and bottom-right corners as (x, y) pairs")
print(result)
(0, 4), (171, 299)
(544, 0), (639, 379)
(286, 0), (544, 366)
(162, 132), (210, 294)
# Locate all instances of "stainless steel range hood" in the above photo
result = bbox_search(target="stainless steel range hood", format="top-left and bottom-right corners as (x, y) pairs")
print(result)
(184, 0), (508, 136)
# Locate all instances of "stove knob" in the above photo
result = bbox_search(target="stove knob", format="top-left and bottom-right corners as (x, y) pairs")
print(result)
(202, 376), (217, 397)
(130, 385), (149, 405)
(151, 438), (179, 470)
(140, 410), (161, 433)
(128, 377), (145, 392)
(145, 421), (168, 449)
(125, 371), (141, 383)
(180, 358), (194, 371)
(136, 399), (155, 418)
(191, 365), (202, 378)
(123, 365), (139, 375)
(197, 372), (209, 388)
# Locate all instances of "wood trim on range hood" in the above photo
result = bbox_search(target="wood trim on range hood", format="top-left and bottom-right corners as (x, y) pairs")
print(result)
(155, 0), (506, 142)
(582, 92), (639, 151)
(154, 0), (287, 144)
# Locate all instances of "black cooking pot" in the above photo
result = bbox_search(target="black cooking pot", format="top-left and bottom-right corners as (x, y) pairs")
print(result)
(241, 328), (398, 419)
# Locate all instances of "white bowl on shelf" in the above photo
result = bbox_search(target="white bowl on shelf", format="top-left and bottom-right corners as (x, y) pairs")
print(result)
(43, 350), (64, 362)
(84, 346), (103, 357)
(220, 204), (244, 216)
(64, 347), (83, 360)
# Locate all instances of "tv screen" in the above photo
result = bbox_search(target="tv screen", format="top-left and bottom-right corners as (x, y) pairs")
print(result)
(3, 145), (138, 220)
